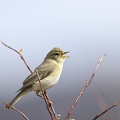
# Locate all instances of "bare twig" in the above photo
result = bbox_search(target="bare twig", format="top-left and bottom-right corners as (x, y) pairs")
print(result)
(93, 99), (120, 120)
(1, 41), (32, 73)
(4, 102), (29, 120)
(44, 91), (61, 120)
(93, 91), (112, 119)
(2, 41), (57, 120)
(35, 70), (54, 120)
(65, 54), (106, 120)
(36, 70), (59, 120)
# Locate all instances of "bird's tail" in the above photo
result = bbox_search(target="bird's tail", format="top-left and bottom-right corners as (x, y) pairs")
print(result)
(5, 87), (32, 109)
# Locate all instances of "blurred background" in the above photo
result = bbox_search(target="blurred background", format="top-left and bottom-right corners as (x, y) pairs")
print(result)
(0, 0), (120, 120)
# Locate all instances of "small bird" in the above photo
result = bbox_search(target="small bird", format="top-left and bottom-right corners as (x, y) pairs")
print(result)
(5, 47), (69, 109)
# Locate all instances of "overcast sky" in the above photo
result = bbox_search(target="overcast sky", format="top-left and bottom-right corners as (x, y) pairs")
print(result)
(0, 0), (120, 120)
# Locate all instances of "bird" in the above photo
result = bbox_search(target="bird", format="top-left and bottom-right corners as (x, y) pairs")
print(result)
(5, 47), (69, 109)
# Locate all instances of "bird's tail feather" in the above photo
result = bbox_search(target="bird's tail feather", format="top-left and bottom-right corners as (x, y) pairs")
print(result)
(5, 87), (32, 109)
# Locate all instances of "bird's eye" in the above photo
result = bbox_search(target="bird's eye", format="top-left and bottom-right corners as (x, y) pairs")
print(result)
(54, 52), (60, 56)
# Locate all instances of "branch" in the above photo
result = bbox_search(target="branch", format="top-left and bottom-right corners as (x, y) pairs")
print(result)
(93, 99), (120, 120)
(4, 102), (29, 120)
(1, 41), (32, 73)
(2, 41), (58, 120)
(65, 53), (106, 120)
(36, 70), (60, 120)
(35, 70), (54, 120)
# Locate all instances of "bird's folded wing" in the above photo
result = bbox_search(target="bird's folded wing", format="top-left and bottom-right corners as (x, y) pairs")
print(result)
(18, 61), (54, 91)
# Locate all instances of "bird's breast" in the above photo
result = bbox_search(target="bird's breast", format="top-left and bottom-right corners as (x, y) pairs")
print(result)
(32, 63), (63, 91)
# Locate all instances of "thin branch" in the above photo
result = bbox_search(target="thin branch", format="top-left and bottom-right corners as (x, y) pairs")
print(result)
(93, 91), (112, 120)
(65, 54), (106, 120)
(36, 70), (60, 120)
(35, 70), (54, 120)
(44, 91), (61, 120)
(4, 102), (29, 120)
(2, 41), (57, 120)
(93, 100), (120, 120)
(1, 41), (32, 73)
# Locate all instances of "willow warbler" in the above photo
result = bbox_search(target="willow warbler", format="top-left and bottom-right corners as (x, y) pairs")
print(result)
(5, 47), (69, 109)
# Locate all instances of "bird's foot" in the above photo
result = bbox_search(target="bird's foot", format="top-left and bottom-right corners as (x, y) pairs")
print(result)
(36, 91), (44, 99)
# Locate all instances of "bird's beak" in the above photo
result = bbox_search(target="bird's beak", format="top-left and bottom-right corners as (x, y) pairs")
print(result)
(63, 51), (69, 58)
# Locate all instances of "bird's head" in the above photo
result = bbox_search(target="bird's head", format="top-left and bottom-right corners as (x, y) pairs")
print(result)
(45, 47), (69, 63)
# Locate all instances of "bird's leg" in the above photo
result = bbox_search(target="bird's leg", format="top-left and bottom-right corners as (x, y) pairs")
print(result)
(36, 91), (44, 99)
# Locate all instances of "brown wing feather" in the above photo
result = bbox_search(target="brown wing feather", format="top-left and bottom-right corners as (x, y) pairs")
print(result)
(18, 60), (54, 91)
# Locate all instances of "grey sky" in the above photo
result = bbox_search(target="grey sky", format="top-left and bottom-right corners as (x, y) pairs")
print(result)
(0, 0), (120, 120)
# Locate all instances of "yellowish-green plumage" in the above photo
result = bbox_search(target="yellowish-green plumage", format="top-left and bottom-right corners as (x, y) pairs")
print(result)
(5, 47), (69, 109)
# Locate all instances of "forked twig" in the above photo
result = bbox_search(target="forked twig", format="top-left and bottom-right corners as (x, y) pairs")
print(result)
(36, 70), (59, 120)
(1, 41), (32, 73)
(65, 54), (106, 120)
(4, 102), (29, 120)
(3, 41), (114, 120)
(1, 41), (57, 120)
(93, 99), (120, 120)
(44, 91), (61, 120)
(35, 70), (54, 120)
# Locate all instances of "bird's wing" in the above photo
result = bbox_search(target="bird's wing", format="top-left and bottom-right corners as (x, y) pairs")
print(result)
(18, 61), (54, 91)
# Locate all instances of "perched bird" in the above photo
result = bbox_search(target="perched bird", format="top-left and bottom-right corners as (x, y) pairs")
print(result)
(5, 47), (69, 109)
